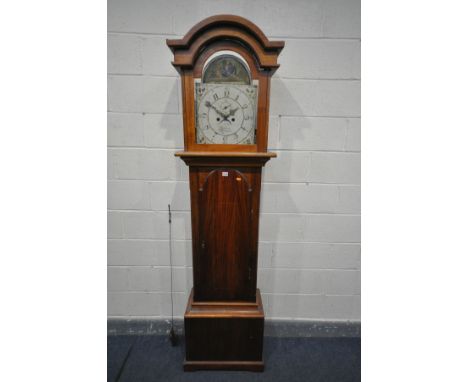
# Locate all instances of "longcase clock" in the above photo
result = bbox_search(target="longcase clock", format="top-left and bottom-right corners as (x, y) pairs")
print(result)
(167, 15), (284, 372)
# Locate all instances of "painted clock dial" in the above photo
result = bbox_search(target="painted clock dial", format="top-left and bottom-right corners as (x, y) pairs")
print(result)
(195, 83), (257, 144)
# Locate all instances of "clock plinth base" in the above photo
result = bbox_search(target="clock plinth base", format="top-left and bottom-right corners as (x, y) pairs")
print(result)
(183, 288), (265, 372)
(184, 360), (264, 372)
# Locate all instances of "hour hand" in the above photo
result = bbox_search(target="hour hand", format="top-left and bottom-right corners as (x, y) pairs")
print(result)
(205, 101), (225, 118)
(228, 106), (239, 116)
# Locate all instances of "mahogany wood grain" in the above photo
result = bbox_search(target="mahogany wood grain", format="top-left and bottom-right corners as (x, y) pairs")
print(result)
(183, 361), (264, 372)
(176, 153), (275, 167)
(166, 15), (284, 372)
(184, 289), (265, 371)
(196, 168), (254, 300)
(184, 162), (265, 303)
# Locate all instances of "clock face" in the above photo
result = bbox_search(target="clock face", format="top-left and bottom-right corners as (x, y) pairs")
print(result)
(195, 83), (257, 144)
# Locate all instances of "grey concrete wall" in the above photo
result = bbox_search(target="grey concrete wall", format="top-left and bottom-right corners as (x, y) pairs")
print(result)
(108, 0), (361, 321)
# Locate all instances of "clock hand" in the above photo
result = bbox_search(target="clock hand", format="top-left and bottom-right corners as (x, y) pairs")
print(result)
(216, 105), (230, 117)
(228, 106), (239, 116)
(219, 106), (238, 122)
(220, 105), (235, 122)
(205, 101), (226, 118)
(218, 108), (232, 123)
(220, 104), (233, 118)
(205, 101), (232, 123)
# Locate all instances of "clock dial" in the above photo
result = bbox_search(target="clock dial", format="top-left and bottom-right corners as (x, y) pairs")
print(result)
(195, 83), (257, 145)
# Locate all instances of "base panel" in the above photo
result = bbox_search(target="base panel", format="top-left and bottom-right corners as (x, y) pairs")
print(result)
(184, 360), (264, 372)
(184, 288), (265, 372)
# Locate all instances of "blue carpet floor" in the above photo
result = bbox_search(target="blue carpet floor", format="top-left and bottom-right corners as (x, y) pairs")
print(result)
(108, 335), (360, 381)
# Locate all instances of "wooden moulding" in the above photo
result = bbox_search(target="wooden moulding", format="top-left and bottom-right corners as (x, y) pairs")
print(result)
(183, 361), (264, 372)
(184, 288), (265, 372)
(185, 288), (264, 318)
(175, 151), (276, 167)
(167, 14), (284, 71)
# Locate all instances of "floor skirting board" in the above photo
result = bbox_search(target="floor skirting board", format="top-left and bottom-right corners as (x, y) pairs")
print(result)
(107, 318), (360, 338)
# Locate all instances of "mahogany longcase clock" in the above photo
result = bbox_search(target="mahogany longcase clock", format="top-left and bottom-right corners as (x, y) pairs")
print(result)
(167, 15), (284, 372)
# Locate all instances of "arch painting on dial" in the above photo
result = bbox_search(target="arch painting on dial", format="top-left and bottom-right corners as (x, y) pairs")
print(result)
(202, 55), (251, 84)
(196, 54), (257, 145)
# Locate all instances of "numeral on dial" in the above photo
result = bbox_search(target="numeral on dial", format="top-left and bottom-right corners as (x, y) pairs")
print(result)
(213, 93), (218, 101)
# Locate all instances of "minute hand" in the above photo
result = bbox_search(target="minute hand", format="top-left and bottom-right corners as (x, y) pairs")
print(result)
(205, 101), (226, 118)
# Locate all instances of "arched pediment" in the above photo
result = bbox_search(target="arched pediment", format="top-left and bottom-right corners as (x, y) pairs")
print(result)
(167, 15), (284, 71)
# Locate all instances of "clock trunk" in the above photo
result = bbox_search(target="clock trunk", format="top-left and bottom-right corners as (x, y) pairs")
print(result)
(191, 166), (261, 302)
